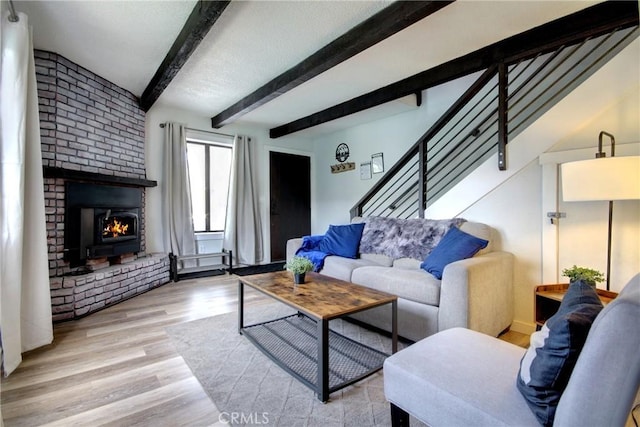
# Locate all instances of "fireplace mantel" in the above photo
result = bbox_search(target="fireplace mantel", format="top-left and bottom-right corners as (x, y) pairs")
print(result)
(44, 166), (157, 188)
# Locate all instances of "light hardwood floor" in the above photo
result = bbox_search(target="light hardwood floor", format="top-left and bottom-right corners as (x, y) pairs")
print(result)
(1, 274), (529, 426)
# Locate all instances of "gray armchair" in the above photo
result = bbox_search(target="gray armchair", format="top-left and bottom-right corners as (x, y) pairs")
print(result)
(384, 274), (640, 426)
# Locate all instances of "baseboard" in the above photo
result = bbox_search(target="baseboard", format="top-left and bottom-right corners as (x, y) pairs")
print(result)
(234, 262), (285, 276)
(177, 269), (227, 281)
(510, 319), (536, 335)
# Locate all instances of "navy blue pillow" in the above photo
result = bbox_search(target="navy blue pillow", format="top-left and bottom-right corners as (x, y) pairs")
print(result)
(420, 226), (488, 279)
(517, 280), (603, 427)
(318, 223), (365, 259)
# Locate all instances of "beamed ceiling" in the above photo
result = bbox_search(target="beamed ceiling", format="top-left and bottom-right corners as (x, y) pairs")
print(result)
(12, 0), (639, 138)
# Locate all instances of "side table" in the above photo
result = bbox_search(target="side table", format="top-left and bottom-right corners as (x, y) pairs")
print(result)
(534, 283), (617, 329)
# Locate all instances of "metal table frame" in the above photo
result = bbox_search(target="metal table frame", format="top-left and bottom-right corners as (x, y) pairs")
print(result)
(238, 279), (397, 402)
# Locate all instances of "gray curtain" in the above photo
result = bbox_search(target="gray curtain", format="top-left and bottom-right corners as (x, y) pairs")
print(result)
(161, 123), (196, 258)
(224, 135), (263, 266)
(1, 10), (53, 376)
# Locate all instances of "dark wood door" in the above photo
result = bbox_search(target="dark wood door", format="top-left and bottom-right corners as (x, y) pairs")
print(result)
(270, 151), (311, 261)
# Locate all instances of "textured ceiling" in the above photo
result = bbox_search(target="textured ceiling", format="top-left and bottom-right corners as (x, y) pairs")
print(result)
(12, 0), (608, 136)
(15, 0), (196, 96)
(235, 0), (602, 132)
(161, 0), (393, 117)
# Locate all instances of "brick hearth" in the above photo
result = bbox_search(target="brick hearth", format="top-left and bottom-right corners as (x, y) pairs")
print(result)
(49, 254), (169, 321)
(35, 50), (170, 321)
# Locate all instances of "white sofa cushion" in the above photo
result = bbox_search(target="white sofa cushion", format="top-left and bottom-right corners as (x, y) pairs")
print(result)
(392, 258), (422, 269)
(351, 265), (441, 306)
(321, 256), (381, 282)
(360, 253), (393, 267)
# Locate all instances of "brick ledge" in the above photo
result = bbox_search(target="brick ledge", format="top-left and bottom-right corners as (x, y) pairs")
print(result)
(50, 253), (170, 322)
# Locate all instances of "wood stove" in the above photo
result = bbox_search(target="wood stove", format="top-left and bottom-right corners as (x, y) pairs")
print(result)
(65, 182), (142, 267)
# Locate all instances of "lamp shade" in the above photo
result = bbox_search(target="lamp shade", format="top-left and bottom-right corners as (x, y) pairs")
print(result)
(561, 156), (640, 201)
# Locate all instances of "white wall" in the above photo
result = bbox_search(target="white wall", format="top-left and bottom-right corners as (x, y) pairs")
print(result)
(310, 72), (480, 233)
(461, 160), (542, 332)
(144, 104), (313, 263)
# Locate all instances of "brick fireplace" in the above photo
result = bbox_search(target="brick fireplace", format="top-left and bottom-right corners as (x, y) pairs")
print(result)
(64, 182), (143, 266)
(35, 50), (170, 321)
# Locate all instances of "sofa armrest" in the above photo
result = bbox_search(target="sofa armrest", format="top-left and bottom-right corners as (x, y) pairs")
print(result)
(286, 238), (304, 263)
(438, 251), (514, 337)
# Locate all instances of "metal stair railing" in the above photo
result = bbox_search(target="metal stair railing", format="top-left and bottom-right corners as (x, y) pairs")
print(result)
(351, 25), (638, 220)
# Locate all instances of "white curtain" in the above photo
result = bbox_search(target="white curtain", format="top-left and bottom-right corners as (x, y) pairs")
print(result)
(0, 11), (53, 376)
(224, 135), (263, 266)
(161, 123), (196, 258)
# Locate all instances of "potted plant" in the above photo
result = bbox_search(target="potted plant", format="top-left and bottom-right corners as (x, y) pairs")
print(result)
(284, 256), (314, 284)
(562, 265), (604, 288)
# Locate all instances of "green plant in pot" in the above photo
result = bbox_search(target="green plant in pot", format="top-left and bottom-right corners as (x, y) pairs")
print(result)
(284, 256), (314, 284)
(562, 265), (604, 288)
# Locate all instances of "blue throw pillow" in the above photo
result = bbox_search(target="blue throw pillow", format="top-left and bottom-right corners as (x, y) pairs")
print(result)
(318, 223), (365, 259)
(420, 226), (488, 279)
(517, 280), (603, 427)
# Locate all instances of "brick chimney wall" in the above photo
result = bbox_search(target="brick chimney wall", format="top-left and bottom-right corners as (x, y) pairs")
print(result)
(34, 50), (169, 321)
(36, 50), (146, 177)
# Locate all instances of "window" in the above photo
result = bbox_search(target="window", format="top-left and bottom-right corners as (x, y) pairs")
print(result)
(186, 131), (233, 232)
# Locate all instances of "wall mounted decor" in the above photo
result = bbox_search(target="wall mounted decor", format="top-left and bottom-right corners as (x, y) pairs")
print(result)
(372, 152), (384, 173)
(330, 162), (355, 174)
(335, 143), (350, 162)
(360, 162), (372, 180)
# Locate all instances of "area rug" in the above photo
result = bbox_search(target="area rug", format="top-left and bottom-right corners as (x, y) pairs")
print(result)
(166, 303), (424, 426)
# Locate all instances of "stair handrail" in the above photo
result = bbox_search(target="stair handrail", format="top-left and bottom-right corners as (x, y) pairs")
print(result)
(350, 65), (498, 218)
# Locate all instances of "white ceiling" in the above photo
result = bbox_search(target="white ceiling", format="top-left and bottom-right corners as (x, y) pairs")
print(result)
(13, 0), (603, 137)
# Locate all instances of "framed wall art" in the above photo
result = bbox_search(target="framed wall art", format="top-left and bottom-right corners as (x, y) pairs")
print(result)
(360, 162), (372, 180)
(372, 152), (384, 174)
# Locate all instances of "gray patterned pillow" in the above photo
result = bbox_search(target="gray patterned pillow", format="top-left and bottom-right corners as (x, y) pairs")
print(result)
(358, 216), (465, 260)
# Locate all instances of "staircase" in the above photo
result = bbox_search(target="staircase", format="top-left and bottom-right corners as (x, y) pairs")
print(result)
(351, 23), (639, 220)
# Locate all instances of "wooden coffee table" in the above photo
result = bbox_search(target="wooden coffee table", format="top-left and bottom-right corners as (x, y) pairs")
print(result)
(238, 270), (398, 402)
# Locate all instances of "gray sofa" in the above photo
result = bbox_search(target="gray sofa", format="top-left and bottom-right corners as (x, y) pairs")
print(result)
(286, 217), (514, 342)
(384, 273), (640, 427)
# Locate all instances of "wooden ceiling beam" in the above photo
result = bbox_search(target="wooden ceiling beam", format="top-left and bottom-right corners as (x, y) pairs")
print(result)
(209, 1), (455, 128)
(270, 0), (638, 138)
(140, 1), (230, 112)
